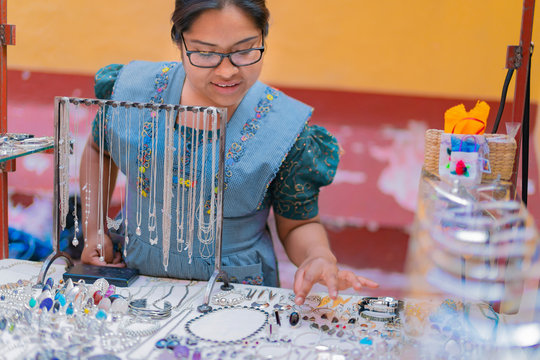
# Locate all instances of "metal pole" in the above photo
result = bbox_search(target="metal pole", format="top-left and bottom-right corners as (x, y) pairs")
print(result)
(0, 0), (8, 259)
(510, 0), (535, 199)
(37, 98), (73, 284)
(0, 0), (15, 259)
(197, 108), (231, 313)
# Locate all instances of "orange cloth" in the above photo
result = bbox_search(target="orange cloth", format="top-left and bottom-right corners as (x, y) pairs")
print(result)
(444, 101), (489, 135)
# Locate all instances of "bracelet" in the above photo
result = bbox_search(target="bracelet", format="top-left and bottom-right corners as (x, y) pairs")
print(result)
(358, 296), (403, 314)
(122, 318), (161, 338)
(256, 343), (291, 359)
(319, 338), (356, 351)
(364, 303), (398, 313)
(128, 299), (172, 319)
(211, 290), (245, 307)
(292, 331), (321, 348)
(360, 310), (397, 323)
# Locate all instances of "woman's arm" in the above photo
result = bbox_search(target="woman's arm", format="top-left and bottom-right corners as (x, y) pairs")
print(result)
(79, 136), (124, 266)
(275, 213), (378, 305)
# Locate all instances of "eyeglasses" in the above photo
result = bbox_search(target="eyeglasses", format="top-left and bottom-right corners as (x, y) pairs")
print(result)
(181, 34), (265, 68)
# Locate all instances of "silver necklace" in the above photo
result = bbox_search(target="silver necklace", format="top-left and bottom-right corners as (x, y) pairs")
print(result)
(97, 104), (106, 261)
(176, 109), (187, 253)
(135, 105), (144, 237)
(186, 108), (201, 264)
(82, 104), (96, 249)
(71, 101), (80, 246)
(161, 106), (176, 271)
(106, 104), (123, 231)
(197, 109), (218, 259)
(148, 109), (159, 245)
(123, 105), (132, 257)
(59, 97), (71, 231)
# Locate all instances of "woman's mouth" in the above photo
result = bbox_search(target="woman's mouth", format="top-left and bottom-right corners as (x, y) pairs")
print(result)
(212, 82), (240, 93)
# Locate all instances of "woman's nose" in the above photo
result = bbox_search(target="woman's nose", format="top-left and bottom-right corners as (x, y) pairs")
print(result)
(214, 56), (239, 78)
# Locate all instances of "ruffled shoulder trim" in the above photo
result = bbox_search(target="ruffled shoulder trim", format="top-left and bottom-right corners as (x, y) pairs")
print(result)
(94, 64), (124, 100)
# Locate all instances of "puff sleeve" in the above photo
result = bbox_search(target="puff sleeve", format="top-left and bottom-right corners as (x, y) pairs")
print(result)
(270, 124), (340, 220)
(91, 64), (124, 151)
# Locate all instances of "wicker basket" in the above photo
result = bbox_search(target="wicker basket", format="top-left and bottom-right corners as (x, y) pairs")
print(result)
(423, 129), (516, 181)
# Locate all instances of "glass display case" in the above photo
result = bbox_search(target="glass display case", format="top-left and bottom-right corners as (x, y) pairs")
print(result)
(403, 170), (540, 359)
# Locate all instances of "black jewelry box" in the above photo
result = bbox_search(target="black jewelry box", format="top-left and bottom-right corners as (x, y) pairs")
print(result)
(63, 264), (139, 287)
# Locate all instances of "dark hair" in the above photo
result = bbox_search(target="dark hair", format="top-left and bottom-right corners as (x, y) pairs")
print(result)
(170, 0), (269, 43)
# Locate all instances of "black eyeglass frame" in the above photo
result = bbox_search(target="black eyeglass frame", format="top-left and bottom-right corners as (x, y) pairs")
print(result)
(181, 33), (265, 69)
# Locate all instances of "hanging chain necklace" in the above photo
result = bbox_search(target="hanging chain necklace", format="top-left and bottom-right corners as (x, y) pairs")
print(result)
(71, 101), (80, 247)
(106, 105), (124, 231)
(59, 97), (71, 231)
(198, 109), (218, 259)
(176, 109), (187, 253)
(123, 105), (132, 257)
(148, 109), (159, 245)
(161, 106), (176, 271)
(135, 106), (144, 237)
(186, 108), (201, 264)
(83, 104), (98, 248)
(97, 104), (106, 261)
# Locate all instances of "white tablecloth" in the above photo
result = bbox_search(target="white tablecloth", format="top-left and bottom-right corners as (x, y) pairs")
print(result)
(0, 259), (536, 360)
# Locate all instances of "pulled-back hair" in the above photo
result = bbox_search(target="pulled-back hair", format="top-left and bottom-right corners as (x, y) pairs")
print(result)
(171, 0), (269, 43)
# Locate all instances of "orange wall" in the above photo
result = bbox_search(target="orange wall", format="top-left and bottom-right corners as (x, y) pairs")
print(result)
(6, 0), (540, 102)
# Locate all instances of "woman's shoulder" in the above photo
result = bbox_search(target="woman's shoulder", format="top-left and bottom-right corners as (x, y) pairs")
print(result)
(295, 124), (340, 155)
(94, 61), (184, 99)
(281, 123), (340, 186)
(94, 64), (124, 100)
(270, 124), (340, 219)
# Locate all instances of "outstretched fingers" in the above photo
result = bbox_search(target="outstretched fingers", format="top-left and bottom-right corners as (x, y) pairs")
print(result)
(338, 271), (379, 291)
(294, 260), (339, 305)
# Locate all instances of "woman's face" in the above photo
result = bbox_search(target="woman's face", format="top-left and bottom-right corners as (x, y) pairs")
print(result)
(180, 4), (264, 114)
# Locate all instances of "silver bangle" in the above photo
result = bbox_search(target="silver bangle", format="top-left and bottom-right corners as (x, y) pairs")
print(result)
(360, 310), (397, 323)
(256, 343), (292, 359)
(122, 319), (161, 338)
(364, 303), (397, 313)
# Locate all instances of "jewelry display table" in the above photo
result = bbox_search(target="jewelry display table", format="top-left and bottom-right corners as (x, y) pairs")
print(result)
(0, 259), (539, 360)
(0, 135), (54, 163)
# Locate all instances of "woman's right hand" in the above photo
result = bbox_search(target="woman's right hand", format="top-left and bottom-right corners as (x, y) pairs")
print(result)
(81, 233), (125, 267)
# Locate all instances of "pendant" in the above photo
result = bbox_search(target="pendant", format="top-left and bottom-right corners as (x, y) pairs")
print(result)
(251, 301), (269, 309)
(106, 217), (122, 231)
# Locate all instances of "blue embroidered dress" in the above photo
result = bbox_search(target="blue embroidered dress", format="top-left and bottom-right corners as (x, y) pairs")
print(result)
(93, 62), (339, 286)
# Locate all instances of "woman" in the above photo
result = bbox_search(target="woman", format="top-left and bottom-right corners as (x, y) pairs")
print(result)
(80, 0), (378, 305)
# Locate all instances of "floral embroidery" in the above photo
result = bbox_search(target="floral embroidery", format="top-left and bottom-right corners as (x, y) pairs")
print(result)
(217, 274), (264, 286)
(222, 87), (279, 189)
(241, 275), (264, 286)
(136, 62), (177, 196)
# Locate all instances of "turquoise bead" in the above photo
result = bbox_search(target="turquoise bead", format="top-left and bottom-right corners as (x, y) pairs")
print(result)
(155, 339), (168, 349)
(66, 303), (74, 316)
(359, 337), (373, 345)
(29, 297), (37, 308)
(95, 309), (107, 320)
(56, 293), (66, 307)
